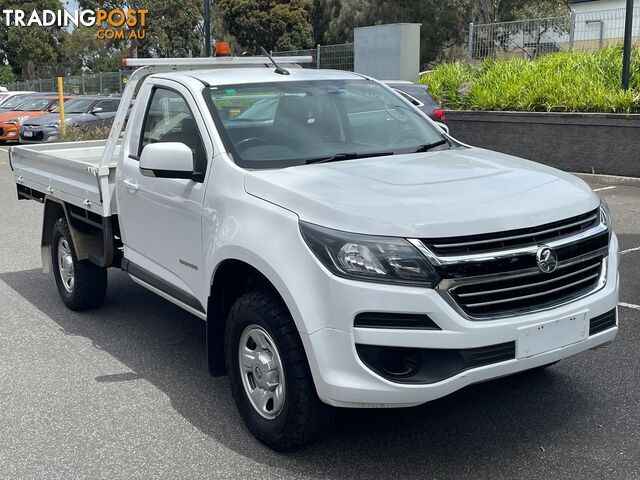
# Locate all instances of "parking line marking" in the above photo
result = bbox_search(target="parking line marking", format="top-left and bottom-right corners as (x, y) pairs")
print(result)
(619, 302), (640, 311)
(621, 245), (640, 255)
(593, 186), (617, 192)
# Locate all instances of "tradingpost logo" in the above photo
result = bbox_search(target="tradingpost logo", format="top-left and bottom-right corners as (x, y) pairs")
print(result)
(2, 8), (148, 40)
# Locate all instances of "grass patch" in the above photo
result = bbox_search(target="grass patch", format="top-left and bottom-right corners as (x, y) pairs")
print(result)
(420, 45), (640, 113)
(58, 124), (112, 142)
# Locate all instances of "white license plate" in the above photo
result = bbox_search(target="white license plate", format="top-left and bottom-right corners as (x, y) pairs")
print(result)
(517, 312), (589, 359)
(23, 130), (33, 137)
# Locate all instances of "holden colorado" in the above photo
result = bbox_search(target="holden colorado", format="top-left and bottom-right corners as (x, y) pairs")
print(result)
(10, 57), (619, 450)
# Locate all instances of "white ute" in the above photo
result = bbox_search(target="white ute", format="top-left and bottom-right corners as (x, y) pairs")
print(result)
(10, 57), (619, 450)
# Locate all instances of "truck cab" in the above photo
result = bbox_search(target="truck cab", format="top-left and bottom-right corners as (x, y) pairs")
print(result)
(10, 58), (619, 450)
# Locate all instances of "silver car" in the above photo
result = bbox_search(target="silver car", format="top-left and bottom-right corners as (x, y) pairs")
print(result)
(20, 96), (120, 143)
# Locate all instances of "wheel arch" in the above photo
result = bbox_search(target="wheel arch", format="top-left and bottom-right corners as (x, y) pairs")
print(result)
(41, 197), (102, 272)
(206, 256), (304, 377)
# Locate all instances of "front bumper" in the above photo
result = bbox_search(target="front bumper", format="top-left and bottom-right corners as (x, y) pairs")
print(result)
(301, 234), (619, 408)
(0, 123), (20, 141)
(19, 125), (59, 143)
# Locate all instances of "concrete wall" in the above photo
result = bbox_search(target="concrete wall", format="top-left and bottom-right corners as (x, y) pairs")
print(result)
(354, 23), (420, 81)
(446, 111), (640, 177)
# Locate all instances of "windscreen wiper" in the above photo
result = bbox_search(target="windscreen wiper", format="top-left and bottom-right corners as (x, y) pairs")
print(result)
(305, 151), (394, 165)
(412, 139), (449, 153)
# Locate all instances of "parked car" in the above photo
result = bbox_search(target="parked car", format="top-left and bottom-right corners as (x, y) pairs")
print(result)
(20, 96), (121, 143)
(0, 95), (73, 142)
(0, 91), (37, 106)
(0, 92), (44, 112)
(10, 58), (618, 450)
(384, 81), (446, 123)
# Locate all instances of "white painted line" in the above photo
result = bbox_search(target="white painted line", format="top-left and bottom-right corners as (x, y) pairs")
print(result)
(593, 186), (617, 192)
(0, 147), (9, 152)
(619, 302), (640, 311)
(621, 245), (640, 255)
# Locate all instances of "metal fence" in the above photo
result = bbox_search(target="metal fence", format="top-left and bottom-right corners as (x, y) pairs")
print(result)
(4, 43), (354, 93)
(5, 71), (132, 95)
(468, 6), (640, 61)
(272, 43), (354, 71)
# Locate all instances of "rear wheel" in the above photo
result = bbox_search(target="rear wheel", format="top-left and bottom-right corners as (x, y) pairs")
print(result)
(225, 291), (332, 450)
(51, 218), (107, 310)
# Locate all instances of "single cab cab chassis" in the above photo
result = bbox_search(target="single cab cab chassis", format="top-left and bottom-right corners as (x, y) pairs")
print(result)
(10, 57), (619, 450)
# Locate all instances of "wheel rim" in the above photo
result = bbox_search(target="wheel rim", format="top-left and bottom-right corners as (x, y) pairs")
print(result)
(57, 237), (75, 293)
(238, 325), (286, 420)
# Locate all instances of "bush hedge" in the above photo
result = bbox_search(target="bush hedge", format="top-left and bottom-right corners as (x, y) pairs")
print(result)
(420, 45), (640, 113)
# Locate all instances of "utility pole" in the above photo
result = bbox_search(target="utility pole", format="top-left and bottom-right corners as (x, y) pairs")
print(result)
(203, 0), (211, 57)
(622, 0), (635, 90)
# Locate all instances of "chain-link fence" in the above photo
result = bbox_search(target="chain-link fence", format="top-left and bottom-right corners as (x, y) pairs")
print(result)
(469, 6), (640, 61)
(272, 43), (354, 71)
(5, 71), (132, 95)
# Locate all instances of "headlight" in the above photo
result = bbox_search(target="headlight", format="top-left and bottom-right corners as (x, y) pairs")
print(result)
(300, 222), (440, 287)
(45, 121), (60, 127)
(6, 116), (28, 125)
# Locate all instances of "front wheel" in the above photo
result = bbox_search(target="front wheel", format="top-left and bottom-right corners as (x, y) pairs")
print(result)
(51, 218), (107, 311)
(225, 291), (332, 450)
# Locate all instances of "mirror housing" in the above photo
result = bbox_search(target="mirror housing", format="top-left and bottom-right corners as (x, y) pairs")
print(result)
(139, 142), (196, 180)
(435, 121), (449, 135)
(91, 107), (103, 114)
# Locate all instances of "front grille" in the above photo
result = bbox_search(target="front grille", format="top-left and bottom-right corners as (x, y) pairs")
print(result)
(422, 209), (599, 256)
(449, 255), (604, 318)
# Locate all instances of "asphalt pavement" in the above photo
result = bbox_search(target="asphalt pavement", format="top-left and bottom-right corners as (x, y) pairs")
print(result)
(0, 149), (638, 479)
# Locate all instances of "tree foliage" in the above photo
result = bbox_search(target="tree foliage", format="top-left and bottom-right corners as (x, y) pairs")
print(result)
(323, 0), (472, 66)
(0, 0), (65, 78)
(0, 63), (16, 84)
(218, 0), (314, 53)
(320, 0), (569, 67)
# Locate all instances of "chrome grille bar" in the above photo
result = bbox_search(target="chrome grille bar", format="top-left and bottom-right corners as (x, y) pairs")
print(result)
(431, 213), (599, 250)
(464, 272), (601, 308)
(456, 262), (601, 299)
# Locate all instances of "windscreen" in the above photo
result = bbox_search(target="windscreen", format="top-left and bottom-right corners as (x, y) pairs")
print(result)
(52, 98), (96, 114)
(15, 97), (56, 111)
(207, 79), (446, 169)
(1, 95), (32, 109)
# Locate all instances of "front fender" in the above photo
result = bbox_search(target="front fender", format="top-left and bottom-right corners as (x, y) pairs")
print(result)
(204, 197), (333, 336)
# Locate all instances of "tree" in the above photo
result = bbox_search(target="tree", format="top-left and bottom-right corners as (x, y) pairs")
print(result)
(324, 0), (472, 67)
(58, 27), (127, 74)
(218, 0), (314, 53)
(140, 0), (204, 57)
(0, 0), (65, 79)
(472, 0), (571, 24)
(0, 64), (15, 84)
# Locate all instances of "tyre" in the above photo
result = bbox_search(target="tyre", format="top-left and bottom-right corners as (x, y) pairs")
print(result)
(51, 217), (107, 311)
(225, 291), (332, 450)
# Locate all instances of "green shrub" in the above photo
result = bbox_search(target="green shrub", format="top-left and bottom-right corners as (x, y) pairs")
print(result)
(58, 124), (112, 142)
(420, 45), (640, 113)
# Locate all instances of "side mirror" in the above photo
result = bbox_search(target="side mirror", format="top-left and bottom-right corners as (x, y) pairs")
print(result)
(139, 142), (195, 180)
(435, 121), (449, 135)
(91, 107), (103, 114)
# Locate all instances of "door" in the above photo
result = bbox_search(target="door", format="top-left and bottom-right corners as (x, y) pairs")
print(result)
(94, 99), (120, 126)
(116, 82), (212, 311)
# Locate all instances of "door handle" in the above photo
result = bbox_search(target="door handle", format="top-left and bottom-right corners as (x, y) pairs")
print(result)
(123, 179), (138, 192)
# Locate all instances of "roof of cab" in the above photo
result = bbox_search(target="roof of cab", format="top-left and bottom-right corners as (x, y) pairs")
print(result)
(157, 67), (364, 87)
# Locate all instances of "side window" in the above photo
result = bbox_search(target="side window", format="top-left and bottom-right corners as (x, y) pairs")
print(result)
(139, 88), (207, 174)
(97, 100), (118, 112)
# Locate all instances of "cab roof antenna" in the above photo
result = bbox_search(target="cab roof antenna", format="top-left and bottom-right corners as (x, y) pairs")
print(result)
(260, 47), (290, 75)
